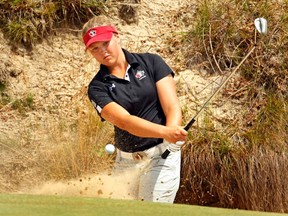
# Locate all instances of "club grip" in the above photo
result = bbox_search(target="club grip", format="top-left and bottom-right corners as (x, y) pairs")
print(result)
(184, 118), (195, 131)
(161, 149), (170, 159)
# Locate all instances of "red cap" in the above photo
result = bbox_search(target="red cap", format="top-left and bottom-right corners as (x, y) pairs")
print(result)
(83, 26), (118, 50)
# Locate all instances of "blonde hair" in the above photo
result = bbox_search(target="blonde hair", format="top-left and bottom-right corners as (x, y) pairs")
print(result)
(82, 15), (115, 37)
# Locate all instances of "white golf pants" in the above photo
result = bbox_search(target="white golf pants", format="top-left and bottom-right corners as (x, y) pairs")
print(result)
(113, 142), (181, 203)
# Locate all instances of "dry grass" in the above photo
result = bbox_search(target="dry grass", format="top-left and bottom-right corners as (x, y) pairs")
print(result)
(177, 141), (288, 213)
(177, 0), (288, 99)
(176, 100), (288, 213)
(38, 99), (115, 181)
(0, 98), (115, 192)
(232, 151), (288, 212)
(173, 1), (288, 213)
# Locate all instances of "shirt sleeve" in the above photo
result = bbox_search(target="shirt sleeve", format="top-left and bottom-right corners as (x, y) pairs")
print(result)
(87, 79), (113, 118)
(150, 54), (174, 82)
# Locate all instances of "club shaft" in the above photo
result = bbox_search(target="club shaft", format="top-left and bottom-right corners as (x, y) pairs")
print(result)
(184, 45), (256, 131)
(162, 45), (256, 159)
(162, 17), (267, 159)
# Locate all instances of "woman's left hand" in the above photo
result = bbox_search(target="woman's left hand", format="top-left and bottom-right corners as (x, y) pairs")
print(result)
(163, 125), (188, 144)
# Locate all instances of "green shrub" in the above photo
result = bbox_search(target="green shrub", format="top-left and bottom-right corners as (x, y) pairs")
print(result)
(41, 103), (114, 180)
(11, 93), (35, 114)
(243, 92), (288, 150)
(0, 0), (107, 49)
(0, 82), (11, 108)
(181, 0), (288, 98)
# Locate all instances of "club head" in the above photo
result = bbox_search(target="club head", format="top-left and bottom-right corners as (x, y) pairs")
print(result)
(254, 18), (268, 34)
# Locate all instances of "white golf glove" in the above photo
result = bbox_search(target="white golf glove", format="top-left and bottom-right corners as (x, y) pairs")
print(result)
(164, 140), (185, 152)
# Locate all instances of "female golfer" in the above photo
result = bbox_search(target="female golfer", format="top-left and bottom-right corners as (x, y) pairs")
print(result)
(82, 15), (187, 203)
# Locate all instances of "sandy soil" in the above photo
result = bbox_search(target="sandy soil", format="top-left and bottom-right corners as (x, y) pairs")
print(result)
(28, 168), (141, 200)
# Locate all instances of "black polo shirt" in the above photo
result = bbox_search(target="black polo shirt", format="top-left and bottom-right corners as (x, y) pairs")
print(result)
(88, 49), (174, 152)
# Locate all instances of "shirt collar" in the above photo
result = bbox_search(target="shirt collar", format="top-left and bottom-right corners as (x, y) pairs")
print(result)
(122, 49), (139, 66)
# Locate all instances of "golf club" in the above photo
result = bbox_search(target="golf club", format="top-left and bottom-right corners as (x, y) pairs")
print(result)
(161, 17), (268, 159)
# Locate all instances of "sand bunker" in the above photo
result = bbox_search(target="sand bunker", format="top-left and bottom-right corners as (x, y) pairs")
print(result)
(28, 169), (140, 200)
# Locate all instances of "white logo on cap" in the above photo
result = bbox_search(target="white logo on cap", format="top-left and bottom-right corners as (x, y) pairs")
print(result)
(89, 30), (97, 37)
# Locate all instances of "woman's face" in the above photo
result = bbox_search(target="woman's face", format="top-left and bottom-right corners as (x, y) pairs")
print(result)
(88, 34), (121, 67)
